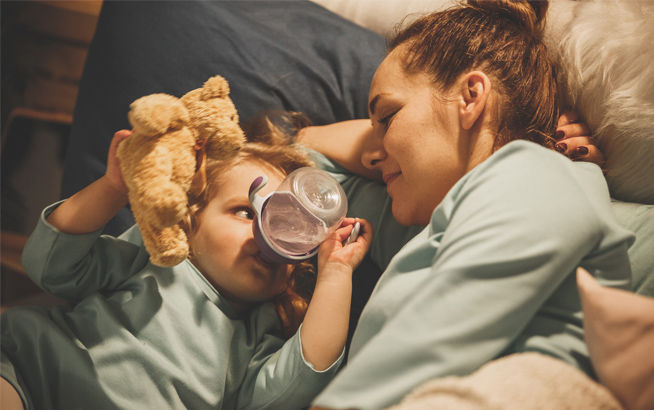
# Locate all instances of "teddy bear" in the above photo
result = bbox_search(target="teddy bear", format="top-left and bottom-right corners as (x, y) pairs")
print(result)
(117, 75), (245, 267)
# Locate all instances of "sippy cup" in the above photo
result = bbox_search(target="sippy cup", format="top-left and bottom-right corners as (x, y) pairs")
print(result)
(248, 167), (347, 264)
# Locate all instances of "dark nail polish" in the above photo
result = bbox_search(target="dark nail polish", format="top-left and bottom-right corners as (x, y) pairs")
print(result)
(574, 146), (589, 156)
(555, 142), (567, 153)
(554, 130), (565, 140)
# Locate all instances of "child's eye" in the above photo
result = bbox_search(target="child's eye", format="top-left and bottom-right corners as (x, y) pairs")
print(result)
(234, 207), (254, 220)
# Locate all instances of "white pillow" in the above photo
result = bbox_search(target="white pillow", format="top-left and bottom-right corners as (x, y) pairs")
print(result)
(549, 0), (654, 204)
(311, 0), (455, 38)
(313, 0), (654, 204)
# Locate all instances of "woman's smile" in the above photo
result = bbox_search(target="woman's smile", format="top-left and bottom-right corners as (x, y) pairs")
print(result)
(383, 172), (401, 186)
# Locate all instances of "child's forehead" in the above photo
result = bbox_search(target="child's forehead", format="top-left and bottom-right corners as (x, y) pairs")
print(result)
(221, 159), (285, 191)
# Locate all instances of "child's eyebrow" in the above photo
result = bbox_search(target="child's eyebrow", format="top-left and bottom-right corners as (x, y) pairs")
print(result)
(222, 196), (252, 208)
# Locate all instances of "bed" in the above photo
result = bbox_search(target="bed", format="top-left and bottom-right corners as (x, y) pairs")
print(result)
(59, 0), (653, 408)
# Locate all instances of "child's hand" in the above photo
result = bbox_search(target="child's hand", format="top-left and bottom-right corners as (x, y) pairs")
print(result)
(317, 218), (372, 278)
(104, 129), (132, 197)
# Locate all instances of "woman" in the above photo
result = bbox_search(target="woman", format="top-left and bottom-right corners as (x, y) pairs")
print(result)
(297, 1), (633, 409)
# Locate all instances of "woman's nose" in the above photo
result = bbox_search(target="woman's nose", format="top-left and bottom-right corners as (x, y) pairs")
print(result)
(361, 133), (386, 170)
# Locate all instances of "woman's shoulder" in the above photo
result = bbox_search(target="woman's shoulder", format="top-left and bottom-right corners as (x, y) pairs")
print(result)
(472, 140), (605, 188)
(438, 140), (612, 225)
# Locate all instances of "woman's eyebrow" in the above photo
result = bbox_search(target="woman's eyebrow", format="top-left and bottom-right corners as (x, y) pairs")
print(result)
(369, 93), (390, 116)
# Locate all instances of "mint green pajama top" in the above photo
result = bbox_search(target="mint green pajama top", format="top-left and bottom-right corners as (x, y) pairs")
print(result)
(310, 140), (634, 410)
(1, 204), (342, 410)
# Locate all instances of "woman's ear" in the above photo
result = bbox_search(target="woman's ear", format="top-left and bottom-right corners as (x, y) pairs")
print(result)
(458, 71), (492, 130)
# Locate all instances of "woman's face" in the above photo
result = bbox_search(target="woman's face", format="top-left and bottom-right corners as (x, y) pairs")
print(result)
(362, 47), (468, 226)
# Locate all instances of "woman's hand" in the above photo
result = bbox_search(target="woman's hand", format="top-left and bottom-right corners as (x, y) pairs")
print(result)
(554, 111), (605, 168)
(104, 129), (132, 197)
(317, 218), (373, 278)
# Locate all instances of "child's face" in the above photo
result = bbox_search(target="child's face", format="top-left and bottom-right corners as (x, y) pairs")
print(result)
(189, 160), (293, 311)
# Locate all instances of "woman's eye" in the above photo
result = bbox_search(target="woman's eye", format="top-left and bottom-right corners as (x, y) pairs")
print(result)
(377, 111), (396, 128)
(235, 207), (254, 220)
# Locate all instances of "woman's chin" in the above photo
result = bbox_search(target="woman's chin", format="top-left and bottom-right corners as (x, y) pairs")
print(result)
(392, 202), (431, 226)
(392, 205), (416, 226)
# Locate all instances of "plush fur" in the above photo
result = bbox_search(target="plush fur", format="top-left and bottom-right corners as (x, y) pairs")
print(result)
(117, 75), (245, 267)
(549, 0), (654, 204)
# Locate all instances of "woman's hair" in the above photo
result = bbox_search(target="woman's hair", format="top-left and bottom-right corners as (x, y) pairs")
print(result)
(184, 127), (316, 338)
(390, 0), (559, 149)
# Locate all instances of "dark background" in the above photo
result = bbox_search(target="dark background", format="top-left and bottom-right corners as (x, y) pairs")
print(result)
(1, 1), (102, 309)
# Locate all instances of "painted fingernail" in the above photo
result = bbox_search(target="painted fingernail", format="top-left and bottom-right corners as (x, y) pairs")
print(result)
(554, 130), (565, 140)
(574, 146), (589, 156)
(555, 142), (567, 153)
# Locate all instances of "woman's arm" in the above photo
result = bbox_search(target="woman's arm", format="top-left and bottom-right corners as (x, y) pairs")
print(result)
(47, 130), (131, 233)
(301, 218), (372, 370)
(297, 119), (381, 181)
(297, 113), (604, 181)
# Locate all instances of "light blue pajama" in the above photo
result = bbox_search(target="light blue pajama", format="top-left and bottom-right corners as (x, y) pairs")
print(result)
(310, 140), (634, 410)
(1, 204), (342, 410)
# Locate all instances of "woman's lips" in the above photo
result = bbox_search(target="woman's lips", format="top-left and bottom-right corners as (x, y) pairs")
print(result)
(383, 172), (400, 185)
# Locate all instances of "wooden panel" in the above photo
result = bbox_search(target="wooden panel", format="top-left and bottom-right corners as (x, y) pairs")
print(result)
(15, 36), (89, 83)
(23, 77), (78, 114)
(40, 1), (102, 16)
(10, 2), (101, 45)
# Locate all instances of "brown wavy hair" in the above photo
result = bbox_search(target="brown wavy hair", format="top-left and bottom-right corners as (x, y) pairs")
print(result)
(390, 0), (559, 149)
(183, 138), (316, 338)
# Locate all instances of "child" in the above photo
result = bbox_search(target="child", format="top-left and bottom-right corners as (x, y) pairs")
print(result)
(0, 129), (372, 410)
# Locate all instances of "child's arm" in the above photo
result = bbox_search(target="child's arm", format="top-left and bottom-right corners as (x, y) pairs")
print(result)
(300, 217), (373, 371)
(21, 130), (144, 301)
(47, 130), (131, 234)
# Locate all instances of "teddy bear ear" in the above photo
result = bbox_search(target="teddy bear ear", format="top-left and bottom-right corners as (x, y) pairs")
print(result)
(200, 75), (230, 100)
(128, 94), (190, 136)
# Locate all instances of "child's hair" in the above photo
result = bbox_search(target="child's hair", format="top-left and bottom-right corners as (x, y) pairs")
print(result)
(184, 125), (316, 338)
(390, 0), (559, 149)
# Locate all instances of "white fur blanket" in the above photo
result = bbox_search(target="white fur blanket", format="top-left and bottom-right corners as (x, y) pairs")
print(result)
(387, 352), (622, 410)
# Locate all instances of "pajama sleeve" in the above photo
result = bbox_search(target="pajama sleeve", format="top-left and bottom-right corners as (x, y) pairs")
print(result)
(21, 201), (149, 302)
(236, 324), (344, 410)
(312, 141), (634, 409)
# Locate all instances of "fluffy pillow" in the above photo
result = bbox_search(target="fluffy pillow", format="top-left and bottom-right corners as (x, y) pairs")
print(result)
(549, 0), (654, 204)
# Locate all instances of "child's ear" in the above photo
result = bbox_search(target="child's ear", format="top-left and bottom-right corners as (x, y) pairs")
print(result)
(458, 71), (492, 130)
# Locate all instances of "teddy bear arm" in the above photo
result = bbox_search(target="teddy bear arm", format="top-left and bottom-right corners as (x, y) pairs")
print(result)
(139, 222), (189, 267)
(130, 145), (190, 228)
